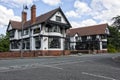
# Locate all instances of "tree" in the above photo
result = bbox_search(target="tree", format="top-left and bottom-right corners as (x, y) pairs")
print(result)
(112, 15), (120, 29)
(108, 26), (120, 52)
(0, 33), (10, 52)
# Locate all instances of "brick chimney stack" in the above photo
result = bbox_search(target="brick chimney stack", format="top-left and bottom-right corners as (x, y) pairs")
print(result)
(22, 11), (27, 22)
(31, 4), (36, 24)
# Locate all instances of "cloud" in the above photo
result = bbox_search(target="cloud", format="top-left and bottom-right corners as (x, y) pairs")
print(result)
(71, 19), (97, 28)
(0, 5), (21, 28)
(41, 0), (61, 6)
(74, 0), (91, 15)
(65, 10), (79, 18)
(91, 0), (120, 22)
(65, 0), (91, 18)
(67, 0), (120, 28)
(0, 0), (38, 7)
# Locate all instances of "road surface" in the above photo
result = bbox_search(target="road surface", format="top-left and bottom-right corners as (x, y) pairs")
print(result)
(0, 53), (120, 80)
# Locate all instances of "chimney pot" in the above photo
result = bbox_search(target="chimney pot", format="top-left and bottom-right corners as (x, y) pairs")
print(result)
(31, 4), (36, 24)
(22, 11), (27, 22)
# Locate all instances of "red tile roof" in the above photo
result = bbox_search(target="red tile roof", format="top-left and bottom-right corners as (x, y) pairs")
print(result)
(10, 21), (21, 30)
(9, 7), (60, 30)
(67, 23), (108, 36)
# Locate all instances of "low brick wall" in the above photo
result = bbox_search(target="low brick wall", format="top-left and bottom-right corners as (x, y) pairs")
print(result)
(70, 50), (107, 54)
(0, 50), (71, 58)
(0, 51), (38, 58)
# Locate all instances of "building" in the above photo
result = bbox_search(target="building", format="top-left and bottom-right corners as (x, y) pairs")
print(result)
(7, 5), (71, 56)
(67, 24), (109, 53)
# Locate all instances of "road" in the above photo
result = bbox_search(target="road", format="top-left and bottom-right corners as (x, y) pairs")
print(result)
(0, 53), (120, 80)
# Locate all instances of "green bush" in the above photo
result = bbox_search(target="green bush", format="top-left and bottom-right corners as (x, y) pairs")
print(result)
(108, 44), (117, 53)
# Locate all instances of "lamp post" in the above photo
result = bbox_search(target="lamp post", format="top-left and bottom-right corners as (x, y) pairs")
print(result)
(21, 5), (28, 58)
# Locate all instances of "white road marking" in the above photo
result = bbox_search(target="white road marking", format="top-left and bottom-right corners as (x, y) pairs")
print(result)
(82, 72), (116, 80)
(0, 63), (63, 72)
(42, 65), (63, 70)
(53, 61), (85, 66)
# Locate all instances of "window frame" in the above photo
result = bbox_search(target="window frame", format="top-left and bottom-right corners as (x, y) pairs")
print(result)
(56, 16), (61, 22)
(48, 36), (61, 48)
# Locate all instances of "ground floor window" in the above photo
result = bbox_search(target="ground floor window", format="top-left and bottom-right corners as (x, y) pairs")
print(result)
(102, 41), (107, 49)
(48, 37), (61, 48)
(22, 38), (30, 49)
(11, 41), (19, 49)
(34, 36), (41, 49)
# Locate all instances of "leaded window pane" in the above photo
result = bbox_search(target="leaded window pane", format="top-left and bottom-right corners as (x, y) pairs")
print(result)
(48, 37), (61, 48)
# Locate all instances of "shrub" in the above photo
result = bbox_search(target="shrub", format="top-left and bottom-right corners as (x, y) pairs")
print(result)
(108, 44), (117, 53)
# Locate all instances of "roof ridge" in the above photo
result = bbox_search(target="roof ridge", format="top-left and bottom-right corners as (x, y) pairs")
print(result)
(26, 7), (60, 22)
(71, 23), (108, 30)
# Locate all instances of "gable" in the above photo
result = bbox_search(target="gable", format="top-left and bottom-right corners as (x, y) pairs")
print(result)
(74, 33), (79, 37)
(7, 24), (13, 31)
(50, 11), (67, 24)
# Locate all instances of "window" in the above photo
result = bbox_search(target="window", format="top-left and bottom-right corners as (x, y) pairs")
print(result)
(35, 37), (41, 49)
(101, 35), (107, 39)
(22, 42), (25, 49)
(22, 39), (30, 49)
(48, 26), (61, 33)
(33, 28), (40, 34)
(75, 36), (79, 41)
(9, 30), (15, 38)
(11, 41), (19, 49)
(48, 37), (61, 48)
(92, 35), (96, 40)
(102, 41), (107, 49)
(82, 36), (87, 41)
(56, 16), (61, 22)
(26, 39), (30, 49)
(23, 29), (29, 35)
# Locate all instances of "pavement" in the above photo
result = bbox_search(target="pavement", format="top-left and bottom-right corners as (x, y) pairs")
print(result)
(0, 53), (120, 80)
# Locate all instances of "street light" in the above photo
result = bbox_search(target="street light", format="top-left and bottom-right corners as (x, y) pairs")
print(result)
(21, 5), (28, 58)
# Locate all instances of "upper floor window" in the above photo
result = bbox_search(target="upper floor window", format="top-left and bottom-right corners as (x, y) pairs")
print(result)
(9, 30), (15, 38)
(48, 26), (61, 33)
(101, 35), (107, 39)
(75, 36), (79, 41)
(56, 16), (61, 22)
(23, 29), (29, 35)
(33, 28), (40, 34)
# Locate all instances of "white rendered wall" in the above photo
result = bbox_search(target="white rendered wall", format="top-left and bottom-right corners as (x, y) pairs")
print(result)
(50, 11), (67, 24)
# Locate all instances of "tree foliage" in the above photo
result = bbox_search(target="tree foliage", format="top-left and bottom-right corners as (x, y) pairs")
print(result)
(0, 33), (10, 52)
(112, 15), (120, 29)
(108, 27), (120, 51)
(108, 15), (120, 52)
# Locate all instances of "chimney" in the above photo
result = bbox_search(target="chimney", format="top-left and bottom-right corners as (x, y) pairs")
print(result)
(31, 4), (36, 24)
(22, 11), (27, 22)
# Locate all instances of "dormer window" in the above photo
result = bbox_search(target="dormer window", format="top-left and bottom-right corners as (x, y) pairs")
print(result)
(56, 16), (61, 22)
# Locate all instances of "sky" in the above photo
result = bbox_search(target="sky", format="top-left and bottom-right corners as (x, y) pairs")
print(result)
(0, 0), (120, 35)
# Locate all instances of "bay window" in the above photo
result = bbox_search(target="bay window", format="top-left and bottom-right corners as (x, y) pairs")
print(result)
(48, 37), (61, 48)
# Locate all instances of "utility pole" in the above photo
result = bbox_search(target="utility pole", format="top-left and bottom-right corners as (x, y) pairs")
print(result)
(21, 5), (28, 58)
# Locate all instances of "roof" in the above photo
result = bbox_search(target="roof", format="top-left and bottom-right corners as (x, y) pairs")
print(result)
(67, 23), (108, 37)
(8, 7), (71, 30)
(9, 21), (21, 30)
